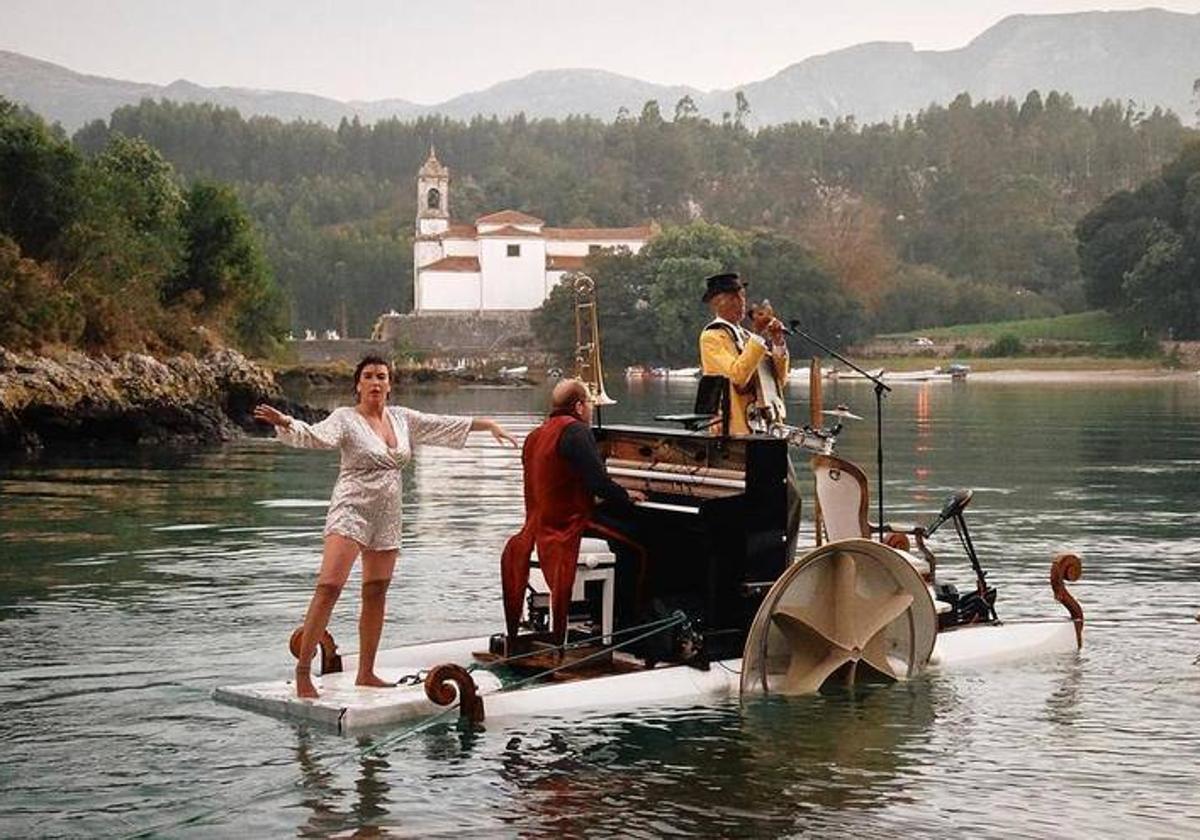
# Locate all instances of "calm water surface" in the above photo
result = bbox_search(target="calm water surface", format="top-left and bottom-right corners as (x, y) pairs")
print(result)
(2, 378), (1199, 838)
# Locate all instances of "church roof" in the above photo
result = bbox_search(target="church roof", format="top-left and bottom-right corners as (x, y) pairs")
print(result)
(476, 209), (545, 226)
(544, 224), (655, 241)
(422, 255), (480, 273)
(477, 225), (543, 238)
(546, 255), (588, 271)
(420, 220), (656, 243)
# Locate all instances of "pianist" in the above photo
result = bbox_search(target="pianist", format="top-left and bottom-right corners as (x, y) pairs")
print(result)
(500, 379), (647, 652)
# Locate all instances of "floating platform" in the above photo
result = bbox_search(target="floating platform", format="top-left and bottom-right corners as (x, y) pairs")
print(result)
(214, 620), (1079, 734)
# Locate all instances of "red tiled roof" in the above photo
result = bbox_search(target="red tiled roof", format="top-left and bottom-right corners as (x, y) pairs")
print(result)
(415, 222), (476, 241)
(477, 225), (542, 238)
(546, 255), (588, 271)
(421, 256), (480, 273)
(476, 209), (545, 226)
(544, 225), (654, 241)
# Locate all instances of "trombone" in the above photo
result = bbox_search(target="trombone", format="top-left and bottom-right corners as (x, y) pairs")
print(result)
(571, 272), (616, 408)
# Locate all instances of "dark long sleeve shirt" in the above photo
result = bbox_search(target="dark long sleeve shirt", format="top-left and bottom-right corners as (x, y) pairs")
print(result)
(557, 420), (631, 506)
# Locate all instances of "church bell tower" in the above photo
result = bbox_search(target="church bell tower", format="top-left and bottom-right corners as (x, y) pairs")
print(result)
(416, 147), (449, 237)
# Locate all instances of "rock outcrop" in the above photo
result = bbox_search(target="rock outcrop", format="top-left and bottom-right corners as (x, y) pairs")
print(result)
(0, 347), (323, 455)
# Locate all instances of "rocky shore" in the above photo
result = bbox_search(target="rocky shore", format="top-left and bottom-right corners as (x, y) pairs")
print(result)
(0, 347), (324, 455)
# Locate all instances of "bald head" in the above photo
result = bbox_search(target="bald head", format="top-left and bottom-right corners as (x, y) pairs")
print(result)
(551, 378), (590, 412)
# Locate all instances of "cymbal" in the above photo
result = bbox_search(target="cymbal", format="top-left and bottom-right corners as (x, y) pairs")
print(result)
(822, 406), (863, 421)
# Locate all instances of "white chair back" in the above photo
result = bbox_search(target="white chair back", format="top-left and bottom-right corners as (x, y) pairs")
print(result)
(811, 455), (871, 542)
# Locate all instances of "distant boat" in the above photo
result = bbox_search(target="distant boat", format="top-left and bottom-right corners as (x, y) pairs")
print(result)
(498, 365), (528, 377)
(824, 367), (885, 381)
(667, 367), (701, 378)
(625, 365), (648, 378)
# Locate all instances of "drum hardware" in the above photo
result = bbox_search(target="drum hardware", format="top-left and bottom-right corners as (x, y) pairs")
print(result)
(822, 405), (863, 421)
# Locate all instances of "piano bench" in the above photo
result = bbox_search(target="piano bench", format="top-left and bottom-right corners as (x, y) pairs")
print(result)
(530, 540), (616, 644)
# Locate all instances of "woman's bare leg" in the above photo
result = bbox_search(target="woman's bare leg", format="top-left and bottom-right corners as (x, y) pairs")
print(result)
(295, 533), (361, 698)
(356, 548), (399, 687)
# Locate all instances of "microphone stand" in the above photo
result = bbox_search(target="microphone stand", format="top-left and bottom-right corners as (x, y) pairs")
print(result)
(785, 321), (891, 540)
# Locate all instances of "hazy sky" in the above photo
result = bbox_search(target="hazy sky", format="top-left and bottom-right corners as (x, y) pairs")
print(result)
(3, 1), (1198, 103)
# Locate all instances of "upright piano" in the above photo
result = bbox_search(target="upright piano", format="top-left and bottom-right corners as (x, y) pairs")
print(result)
(593, 424), (790, 661)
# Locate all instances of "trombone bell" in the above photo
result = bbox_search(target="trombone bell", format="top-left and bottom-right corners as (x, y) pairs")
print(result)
(571, 273), (616, 406)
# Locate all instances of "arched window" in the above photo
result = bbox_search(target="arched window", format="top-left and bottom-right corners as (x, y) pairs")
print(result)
(426, 188), (441, 210)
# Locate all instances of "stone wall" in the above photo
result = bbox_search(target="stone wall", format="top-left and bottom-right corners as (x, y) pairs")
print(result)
(289, 339), (392, 366)
(377, 311), (540, 361)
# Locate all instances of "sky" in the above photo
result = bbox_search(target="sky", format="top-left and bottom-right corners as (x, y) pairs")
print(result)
(3, 1), (1199, 104)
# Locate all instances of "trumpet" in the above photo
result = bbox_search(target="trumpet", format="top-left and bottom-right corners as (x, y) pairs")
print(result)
(572, 273), (616, 406)
(748, 299), (794, 336)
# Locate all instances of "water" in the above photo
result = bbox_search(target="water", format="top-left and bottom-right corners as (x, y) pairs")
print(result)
(2, 377), (1199, 838)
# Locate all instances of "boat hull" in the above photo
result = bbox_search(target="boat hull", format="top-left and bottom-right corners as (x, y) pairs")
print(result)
(214, 620), (1080, 734)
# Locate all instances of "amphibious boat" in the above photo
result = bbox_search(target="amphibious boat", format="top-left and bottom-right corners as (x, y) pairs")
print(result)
(216, 277), (1084, 734)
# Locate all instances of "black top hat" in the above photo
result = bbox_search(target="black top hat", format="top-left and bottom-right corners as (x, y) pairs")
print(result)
(701, 272), (746, 302)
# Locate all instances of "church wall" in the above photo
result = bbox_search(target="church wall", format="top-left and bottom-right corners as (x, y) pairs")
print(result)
(544, 239), (648, 257)
(420, 271), (481, 310)
(480, 237), (547, 309)
(442, 238), (479, 258)
(414, 239), (444, 268)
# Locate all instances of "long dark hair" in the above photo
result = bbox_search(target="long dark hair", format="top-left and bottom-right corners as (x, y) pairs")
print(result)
(353, 354), (392, 402)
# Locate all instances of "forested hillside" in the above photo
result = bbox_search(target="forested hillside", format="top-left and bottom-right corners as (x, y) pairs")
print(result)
(69, 92), (1193, 341)
(0, 99), (285, 355)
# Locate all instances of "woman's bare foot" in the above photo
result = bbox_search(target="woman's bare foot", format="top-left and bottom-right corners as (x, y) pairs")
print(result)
(295, 666), (318, 699)
(355, 671), (394, 688)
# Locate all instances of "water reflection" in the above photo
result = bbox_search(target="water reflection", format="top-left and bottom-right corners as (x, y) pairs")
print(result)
(1, 380), (1199, 837)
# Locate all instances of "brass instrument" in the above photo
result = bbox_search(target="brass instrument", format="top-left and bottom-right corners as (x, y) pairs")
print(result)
(572, 273), (616, 406)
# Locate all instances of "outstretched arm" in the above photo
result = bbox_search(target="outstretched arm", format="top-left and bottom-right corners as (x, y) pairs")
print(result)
(399, 407), (517, 449)
(253, 404), (344, 449)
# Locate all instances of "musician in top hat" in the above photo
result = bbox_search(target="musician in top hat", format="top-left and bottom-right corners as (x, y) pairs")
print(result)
(699, 272), (802, 560)
(698, 272), (790, 436)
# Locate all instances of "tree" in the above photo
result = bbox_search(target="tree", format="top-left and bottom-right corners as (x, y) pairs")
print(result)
(174, 181), (287, 352)
(674, 95), (699, 123)
(734, 91), (751, 129)
(1076, 141), (1200, 337)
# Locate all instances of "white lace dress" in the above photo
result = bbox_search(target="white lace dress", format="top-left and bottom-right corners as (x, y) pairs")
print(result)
(275, 405), (472, 550)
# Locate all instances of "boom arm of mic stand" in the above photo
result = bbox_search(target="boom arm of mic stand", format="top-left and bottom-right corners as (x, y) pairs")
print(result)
(786, 324), (891, 541)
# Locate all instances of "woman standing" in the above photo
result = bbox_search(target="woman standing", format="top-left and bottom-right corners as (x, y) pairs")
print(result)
(254, 355), (517, 699)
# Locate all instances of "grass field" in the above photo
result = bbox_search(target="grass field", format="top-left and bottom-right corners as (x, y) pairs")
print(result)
(880, 310), (1140, 344)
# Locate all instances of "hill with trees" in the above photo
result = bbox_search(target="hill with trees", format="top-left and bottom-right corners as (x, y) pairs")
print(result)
(0, 99), (285, 355)
(66, 90), (1194, 343)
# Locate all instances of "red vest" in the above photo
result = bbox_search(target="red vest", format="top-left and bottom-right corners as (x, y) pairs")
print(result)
(501, 412), (594, 639)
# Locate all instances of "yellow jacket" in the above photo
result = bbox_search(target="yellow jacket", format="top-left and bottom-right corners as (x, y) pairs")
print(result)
(699, 319), (789, 436)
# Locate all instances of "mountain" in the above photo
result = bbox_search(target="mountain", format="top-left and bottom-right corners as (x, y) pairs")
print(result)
(704, 8), (1200, 126)
(0, 50), (422, 130)
(2, 8), (1197, 132)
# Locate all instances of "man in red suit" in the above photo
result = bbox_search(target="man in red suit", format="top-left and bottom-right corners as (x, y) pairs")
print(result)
(501, 379), (646, 653)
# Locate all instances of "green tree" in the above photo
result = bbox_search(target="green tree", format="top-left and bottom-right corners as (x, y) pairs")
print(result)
(175, 181), (287, 352)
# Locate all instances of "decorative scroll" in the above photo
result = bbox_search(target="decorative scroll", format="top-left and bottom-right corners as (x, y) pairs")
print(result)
(1050, 553), (1084, 649)
(288, 626), (344, 675)
(424, 663), (486, 724)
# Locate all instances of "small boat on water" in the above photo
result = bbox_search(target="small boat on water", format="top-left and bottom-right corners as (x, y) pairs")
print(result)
(824, 367), (886, 381)
(498, 365), (528, 378)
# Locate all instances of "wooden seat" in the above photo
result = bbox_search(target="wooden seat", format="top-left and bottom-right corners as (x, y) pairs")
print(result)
(810, 454), (932, 579)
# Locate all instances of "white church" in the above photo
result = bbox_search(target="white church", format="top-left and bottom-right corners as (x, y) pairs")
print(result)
(413, 149), (654, 312)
